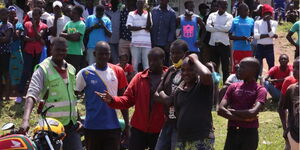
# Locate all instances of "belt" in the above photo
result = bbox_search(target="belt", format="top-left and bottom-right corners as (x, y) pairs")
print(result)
(228, 126), (258, 130)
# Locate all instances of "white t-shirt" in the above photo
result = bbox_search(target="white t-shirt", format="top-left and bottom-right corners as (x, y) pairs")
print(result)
(47, 15), (71, 43)
(126, 10), (152, 48)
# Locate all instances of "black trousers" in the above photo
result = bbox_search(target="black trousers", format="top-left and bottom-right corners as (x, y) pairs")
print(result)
(85, 128), (121, 150)
(65, 54), (83, 73)
(211, 43), (230, 83)
(224, 127), (258, 150)
(129, 127), (159, 150)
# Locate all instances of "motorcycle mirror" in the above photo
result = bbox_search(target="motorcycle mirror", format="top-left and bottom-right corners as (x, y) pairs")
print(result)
(1, 123), (15, 131)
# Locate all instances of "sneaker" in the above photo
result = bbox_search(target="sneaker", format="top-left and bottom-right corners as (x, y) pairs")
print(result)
(15, 97), (22, 103)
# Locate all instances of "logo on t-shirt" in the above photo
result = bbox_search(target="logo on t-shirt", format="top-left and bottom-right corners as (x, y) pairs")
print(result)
(183, 24), (194, 38)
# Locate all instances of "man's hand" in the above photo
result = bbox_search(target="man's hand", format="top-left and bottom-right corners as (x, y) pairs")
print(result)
(99, 20), (105, 28)
(272, 34), (278, 39)
(92, 23), (102, 30)
(95, 91), (113, 103)
(19, 120), (30, 134)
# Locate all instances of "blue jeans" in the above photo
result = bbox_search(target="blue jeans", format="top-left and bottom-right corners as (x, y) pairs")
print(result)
(155, 122), (177, 150)
(109, 43), (119, 64)
(130, 46), (150, 72)
(255, 44), (275, 72)
(264, 81), (281, 101)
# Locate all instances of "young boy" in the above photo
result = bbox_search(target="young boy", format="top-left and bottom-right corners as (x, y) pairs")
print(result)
(278, 57), (299, 150)
(254, 4), (278, 73)
(60, 5), (86, 72)
(230, 3), (254, 70)
(218, 57), (267, 150)
(286, 21), (299, 58)
(117, 54), (135, 82)
(173, 54), (214, 150)
(154, 39), (188, 150)
(263, 54), (292, 102)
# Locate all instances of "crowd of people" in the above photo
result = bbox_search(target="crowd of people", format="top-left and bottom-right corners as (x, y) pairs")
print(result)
(0, 0), (298, 149)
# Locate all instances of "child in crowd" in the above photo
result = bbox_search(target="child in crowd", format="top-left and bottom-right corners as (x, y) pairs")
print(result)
(206, 61), (221, 106)
(117, 54), (135, 82)
(154, 39), (188, 150)
(218, 57), (267, 150)
(230, 3), (254, 70)
(0, 8), (13, 101)
(278, 57), (299, 150)
(8, 6), (24, 95)
(173, 54), (214, 150)
(263, 54), (292, 102)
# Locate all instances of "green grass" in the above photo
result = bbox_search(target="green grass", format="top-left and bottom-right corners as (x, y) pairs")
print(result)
(0, 100), (285, 150)
(277, 22), (293, 33)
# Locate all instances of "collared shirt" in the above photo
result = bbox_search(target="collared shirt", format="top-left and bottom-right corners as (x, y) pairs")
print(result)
(109, 67), (168, 133)
(120, 8), (132, 41)
(254, 19), (278, 45)
(151, 5), (176, 46)
(105, 10), (121, 44)
(126, 10), (152, 48)
(206, 11), (233, 46)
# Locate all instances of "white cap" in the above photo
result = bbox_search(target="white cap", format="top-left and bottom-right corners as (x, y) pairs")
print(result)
(53, 1), (63, 8)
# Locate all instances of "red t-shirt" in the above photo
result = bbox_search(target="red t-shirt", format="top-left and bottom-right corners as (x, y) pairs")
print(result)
(224, 81), (267, 128)
(281, 76), (298, 95)
(267, 65), (293, 89)
(24, 21), (48, 55)
(117, 63), (134, 76)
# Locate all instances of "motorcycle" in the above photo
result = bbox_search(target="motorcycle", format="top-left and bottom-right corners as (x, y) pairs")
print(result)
(0, 105), (65, 150)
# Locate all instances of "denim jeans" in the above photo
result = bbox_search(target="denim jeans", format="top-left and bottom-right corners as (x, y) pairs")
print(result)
(130, 46), (150, 72)
(86, 48), (95, 65)
(255, 44), (275, 72)
(264, 81), (281, 101)
(18, 52), (41, 94)
(109, 43), (119, 64)
(155, 122), (177, 150)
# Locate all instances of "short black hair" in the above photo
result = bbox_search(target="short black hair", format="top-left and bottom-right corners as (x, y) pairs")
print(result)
(32, 7), (42, 15)
(73, 5), (83, 16)
(170, 39), (189, 52)
(241, 57), (260, 79)
(238, 3), (249, 12)
(198, 3), (209, 10)
(52, 37), (67, 49)
(184, 0), (194, 8)
(148, 47), (165, 59)
(95, 4), (105, 12)
(279, 53), (289, 58)
(95, 41), (111, 52)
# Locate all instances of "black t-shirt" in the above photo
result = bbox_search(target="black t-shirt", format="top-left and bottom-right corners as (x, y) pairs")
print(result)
(174, 79), (214, 142)
(159, 66), (182, 122)
(285, 84), (299, 142)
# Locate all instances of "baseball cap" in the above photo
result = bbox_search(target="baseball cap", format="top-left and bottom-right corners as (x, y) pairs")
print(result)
(53, 1), (63, 8)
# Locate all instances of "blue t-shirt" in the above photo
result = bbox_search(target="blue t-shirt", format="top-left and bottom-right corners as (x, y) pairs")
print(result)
(230, 16), (254, 51)
(81, 65), (120, 130)
(85, 15), (112, 49)
(180, 14), (200, 52)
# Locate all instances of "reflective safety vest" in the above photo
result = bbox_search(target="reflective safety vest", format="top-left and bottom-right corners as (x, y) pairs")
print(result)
(38, 57), (77, 125)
